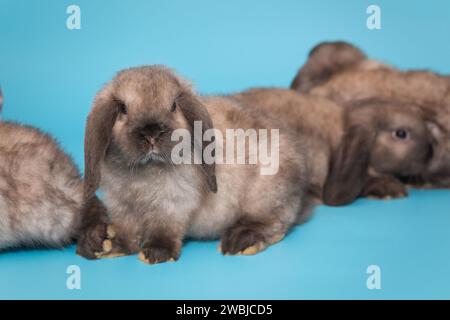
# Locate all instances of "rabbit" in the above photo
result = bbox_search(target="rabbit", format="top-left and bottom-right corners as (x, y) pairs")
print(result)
(78, 65), (311, 264)
(0, 121), (84, 250)
(291, 41), (370, 93)
(290, 41), (394, 95)
(323, 99), (448, 205)
(231, 88), (343, 206)
(290, 41), (450, 108)
(290, 41), (450, 190)
(232, 88), (448, 205)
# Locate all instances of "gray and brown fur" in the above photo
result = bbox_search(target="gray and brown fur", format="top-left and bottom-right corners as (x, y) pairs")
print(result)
(0, 121), (84, 250)
(233, 88), (445, 206)
(323, 99), (442, 205)
(291, 41), (369, 93)
(232, 88), (343, 206)
(79, 65), (310, 263)
(291, 41), (450, 192)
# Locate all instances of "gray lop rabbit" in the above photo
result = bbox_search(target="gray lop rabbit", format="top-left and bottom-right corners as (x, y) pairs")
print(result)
(0, 93), (84, 250)
(78, 65), (313, 263)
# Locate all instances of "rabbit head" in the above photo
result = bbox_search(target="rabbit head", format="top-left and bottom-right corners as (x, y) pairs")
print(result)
(290, 41), (449, 108)
(323, 99), (446, 205)
(290, 41), (390, 93)
(84, 65), (217, 201)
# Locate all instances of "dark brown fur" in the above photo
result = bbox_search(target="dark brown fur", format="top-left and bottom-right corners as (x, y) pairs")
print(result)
(324, 100), (440, 205)
(76, 88), (119, 259)
(221, 217), (272, 255)
(292, 41), (450, 191)
(291, 41), (367, 92)
(176, 92), (217, 192)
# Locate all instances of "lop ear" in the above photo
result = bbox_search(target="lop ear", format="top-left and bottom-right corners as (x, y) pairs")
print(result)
(290, 41), (366, 93)
(84, 87), (119, 200)
(323, 126), (374, 206)
(426, 120), (445, 141)
(178, 92), (217, 193)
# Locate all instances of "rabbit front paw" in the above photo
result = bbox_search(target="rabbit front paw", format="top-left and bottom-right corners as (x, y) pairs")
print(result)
(93, 226), (127, 259)
(76, 222), (109, 259)
(362, 176), (408, 200)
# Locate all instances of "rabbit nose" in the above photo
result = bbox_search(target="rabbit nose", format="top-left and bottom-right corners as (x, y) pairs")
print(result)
(140, 124), (163, 143)
(144, 136), (156, 145)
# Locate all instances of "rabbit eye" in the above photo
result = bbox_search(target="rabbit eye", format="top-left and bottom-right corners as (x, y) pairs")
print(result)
(118, 103), (127, 115)
(171, 101), (177, 112)
(393, 129), (409, 140)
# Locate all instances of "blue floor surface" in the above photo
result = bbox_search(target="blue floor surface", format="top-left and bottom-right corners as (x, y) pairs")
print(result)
(1, 189), (449, 299)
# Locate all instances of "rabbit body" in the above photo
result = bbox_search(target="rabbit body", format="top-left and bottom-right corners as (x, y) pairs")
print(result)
(80, 66), (310, 263)
(232, 88), (344, 202)
(233, 87), (446, 206)
(0, 122), (83, 250)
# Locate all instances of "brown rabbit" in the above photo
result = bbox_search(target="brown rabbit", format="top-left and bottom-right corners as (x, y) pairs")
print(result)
(291, 41), (450, 108)
(0, 121), (84, 250)
(232, 88), (343, 205)
(233, 88), (447, 206)
(291, 41), (450, 190)
(78, 65), (312, 264)
(323, 99), (446, 205)
(290, 41), (394, 94)
(291, 41), (369, 93)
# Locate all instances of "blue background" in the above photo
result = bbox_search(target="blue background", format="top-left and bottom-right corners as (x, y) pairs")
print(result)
(0, 0), (449, 299)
